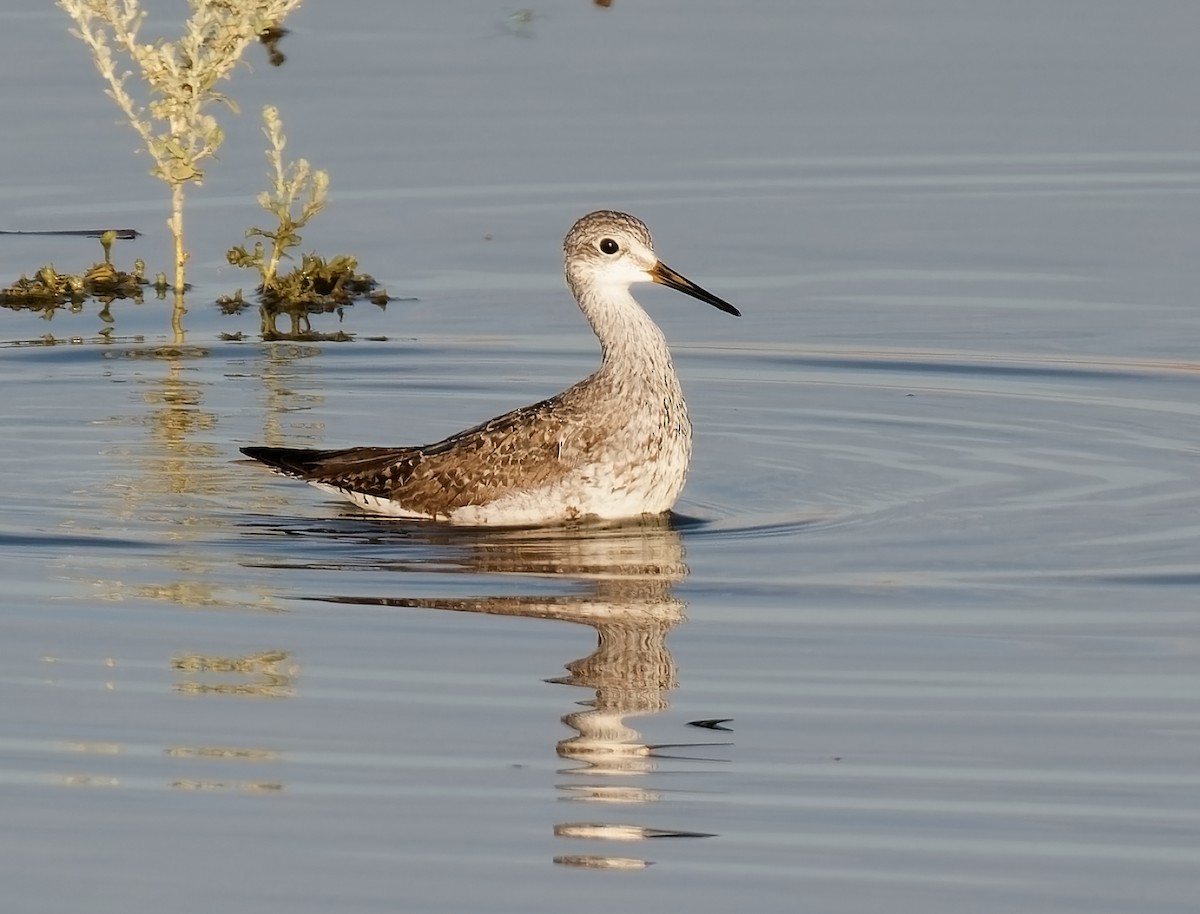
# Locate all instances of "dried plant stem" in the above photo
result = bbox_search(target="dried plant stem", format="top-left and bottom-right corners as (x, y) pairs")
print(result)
(258, 105), (329, 288)
(58, 0), (305, 300)
(226, 105), (329, 291)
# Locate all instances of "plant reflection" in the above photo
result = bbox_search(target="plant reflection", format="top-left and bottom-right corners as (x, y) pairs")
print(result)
(172, 649), (298, 698)
(312, 517), (723, 867)
(162, 649), (293, 788)
(100, 336), (324, 611)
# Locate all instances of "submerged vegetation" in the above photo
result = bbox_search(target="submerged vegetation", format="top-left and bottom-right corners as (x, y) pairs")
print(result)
(218, 251), (386, 342)
(1, 231), (152, 312)
(0, 230), (169, 342)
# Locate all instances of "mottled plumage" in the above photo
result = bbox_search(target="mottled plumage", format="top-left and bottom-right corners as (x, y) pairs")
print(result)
(241, 210), (739, 525)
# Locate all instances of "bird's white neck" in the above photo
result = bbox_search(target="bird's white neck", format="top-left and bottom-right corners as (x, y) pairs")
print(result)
(571, 280), (675, 378)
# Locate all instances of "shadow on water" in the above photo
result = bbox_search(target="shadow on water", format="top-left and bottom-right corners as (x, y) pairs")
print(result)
(245, 513), (725, 868)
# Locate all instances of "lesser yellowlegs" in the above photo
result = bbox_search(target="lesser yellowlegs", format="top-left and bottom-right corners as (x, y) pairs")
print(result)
(241, 210), (740, 525)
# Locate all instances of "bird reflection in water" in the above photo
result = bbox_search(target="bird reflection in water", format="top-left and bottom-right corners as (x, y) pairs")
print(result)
(311, 514), (724, 868)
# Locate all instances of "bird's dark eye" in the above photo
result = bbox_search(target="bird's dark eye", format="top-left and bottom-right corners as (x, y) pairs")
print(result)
(599, 238), (619, 255)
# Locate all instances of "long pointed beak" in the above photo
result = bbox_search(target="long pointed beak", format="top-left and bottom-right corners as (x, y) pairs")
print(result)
(650, 261), (741, 317)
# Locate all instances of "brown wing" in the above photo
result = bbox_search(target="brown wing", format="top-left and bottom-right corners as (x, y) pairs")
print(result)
(242, 381), (610, 515)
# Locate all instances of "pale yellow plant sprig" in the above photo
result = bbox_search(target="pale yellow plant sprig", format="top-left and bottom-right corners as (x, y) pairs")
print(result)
(242, 105), (330, 290)
(58, 0), (305, 306)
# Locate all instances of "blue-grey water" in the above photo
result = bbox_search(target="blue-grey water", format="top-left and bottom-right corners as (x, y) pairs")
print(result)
(2, 2), (1199, 912)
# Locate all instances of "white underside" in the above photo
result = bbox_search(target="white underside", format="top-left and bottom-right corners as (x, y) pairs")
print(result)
(310, 483), (430, 519)
(309, 462), (684, 526)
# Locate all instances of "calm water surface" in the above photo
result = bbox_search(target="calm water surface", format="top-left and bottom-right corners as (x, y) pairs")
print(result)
(3, 2), (1200, 913)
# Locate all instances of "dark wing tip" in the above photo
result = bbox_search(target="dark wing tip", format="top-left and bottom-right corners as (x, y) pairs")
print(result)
(240, 446), (325, 477)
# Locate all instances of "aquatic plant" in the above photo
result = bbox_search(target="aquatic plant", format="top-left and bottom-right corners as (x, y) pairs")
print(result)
(1, 232), (148, 312)
(57, 0), (305, 304)
(228, 105), (330, 292)
(222, 106), (387, 341)
(220, 248), (385, 342)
